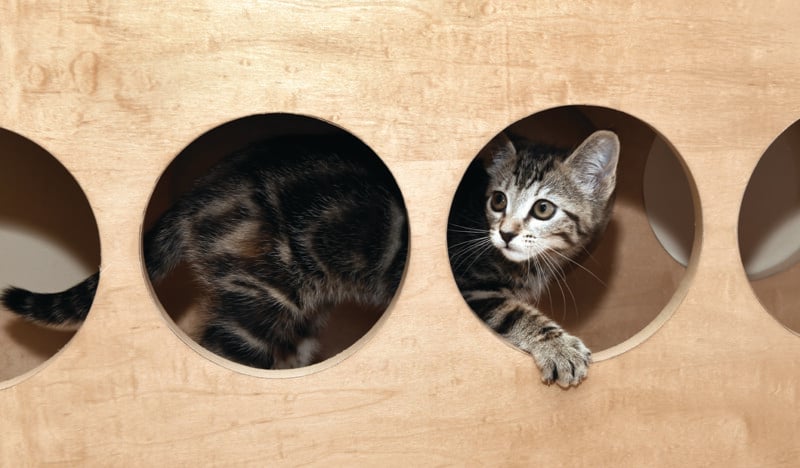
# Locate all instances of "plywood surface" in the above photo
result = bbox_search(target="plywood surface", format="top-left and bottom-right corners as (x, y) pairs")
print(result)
(2, 1), (800, 465)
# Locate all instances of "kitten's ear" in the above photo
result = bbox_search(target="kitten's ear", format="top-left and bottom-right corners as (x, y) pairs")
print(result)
(478, 132), (517, 175)
(565, 130), (620, 199)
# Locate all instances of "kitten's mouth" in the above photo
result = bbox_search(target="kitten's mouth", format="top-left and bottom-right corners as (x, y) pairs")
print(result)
(491, 234), (530, 263)
(499, 245), (529, 263)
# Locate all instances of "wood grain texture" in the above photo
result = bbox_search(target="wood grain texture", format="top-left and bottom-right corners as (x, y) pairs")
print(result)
(1, 1), (800, 465)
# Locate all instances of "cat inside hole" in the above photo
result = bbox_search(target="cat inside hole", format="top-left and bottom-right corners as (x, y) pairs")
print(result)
(2, 127), (408, 370)
(448, 130), (619, 387)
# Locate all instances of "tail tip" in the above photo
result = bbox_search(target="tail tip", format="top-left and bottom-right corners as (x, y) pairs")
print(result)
(1, 286), (32, 313)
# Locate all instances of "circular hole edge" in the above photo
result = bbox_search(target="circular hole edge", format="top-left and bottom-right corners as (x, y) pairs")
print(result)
(445, 104), (702, 363)
(139, 113), (410, 378)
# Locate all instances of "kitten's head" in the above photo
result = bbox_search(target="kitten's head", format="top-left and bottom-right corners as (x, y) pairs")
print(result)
(480, 130), (619, 264)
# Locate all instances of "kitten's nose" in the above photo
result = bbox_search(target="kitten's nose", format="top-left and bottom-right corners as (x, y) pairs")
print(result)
(500, 230), (517, 245)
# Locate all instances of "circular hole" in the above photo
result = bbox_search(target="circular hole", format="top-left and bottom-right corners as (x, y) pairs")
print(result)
(447, 105), (698, 368)
(143, 114), (408, 374)
(739, 120), (800, 334)
(0, 128), (100, 385)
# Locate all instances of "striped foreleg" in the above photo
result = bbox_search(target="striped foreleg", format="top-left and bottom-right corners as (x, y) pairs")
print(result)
(465, 290), (592, 387)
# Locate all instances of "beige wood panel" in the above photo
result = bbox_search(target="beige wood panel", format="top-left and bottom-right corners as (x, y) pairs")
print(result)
(1, 1), (800, 465)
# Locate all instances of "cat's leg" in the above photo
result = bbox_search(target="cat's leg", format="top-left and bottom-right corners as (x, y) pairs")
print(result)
(465, 291), (591, 387)
(201, 315), (323, 369)
(201, 315), (279, 369)
(198, 286), (321, 369)
(273, 337), (321, 369)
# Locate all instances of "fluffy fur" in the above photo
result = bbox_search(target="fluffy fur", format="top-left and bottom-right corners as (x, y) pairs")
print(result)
(2, 134), (408, 369)
(448, 130), (619, 387)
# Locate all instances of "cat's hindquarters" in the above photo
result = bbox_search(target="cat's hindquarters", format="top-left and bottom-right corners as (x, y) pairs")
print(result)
(191, 161), (408, 369)
(310, 185), (408, 305)
(1, 272), (99, 329)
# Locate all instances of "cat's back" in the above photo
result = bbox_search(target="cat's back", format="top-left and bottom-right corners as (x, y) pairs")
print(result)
(203, 134), (397, 196)
(173, 133), (407, 303)
(178, 134), (406, 281)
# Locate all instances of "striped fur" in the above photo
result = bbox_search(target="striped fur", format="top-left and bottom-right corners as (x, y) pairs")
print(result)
(448, 130), (619, 387)
(2, 134), (408, 369)
(1, 272), (98, 329)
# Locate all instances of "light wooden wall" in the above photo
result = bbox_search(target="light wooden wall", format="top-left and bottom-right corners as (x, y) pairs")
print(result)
(1, 1), (799, 465)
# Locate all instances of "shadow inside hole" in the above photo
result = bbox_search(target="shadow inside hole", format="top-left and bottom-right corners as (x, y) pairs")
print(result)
(145, 114), (403, 367)
(0, 128), (100, 381)
(450, 106), (693, 353)
(740, 120), (800, 335)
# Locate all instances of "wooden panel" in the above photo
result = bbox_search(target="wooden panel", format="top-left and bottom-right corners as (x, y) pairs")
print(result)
(1, 1), (800, 465)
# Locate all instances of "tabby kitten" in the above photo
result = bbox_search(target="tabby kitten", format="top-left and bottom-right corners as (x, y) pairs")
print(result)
(448, 130), (619, 387)
(2, 134), (408, 369)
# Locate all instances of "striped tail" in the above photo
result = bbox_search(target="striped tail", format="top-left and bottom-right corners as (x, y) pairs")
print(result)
(2, 201), (190, 328)
(1, 272), (99, 330)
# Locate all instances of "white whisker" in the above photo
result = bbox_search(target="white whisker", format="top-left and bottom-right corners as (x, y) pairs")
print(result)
(447, 223), (489, 234)
(544, 251), (578, 319)
(550, 249), (606, 287)
(539, 251), (568, 320)
(462, 241), (495, 272)
(449, 236), (494, 272)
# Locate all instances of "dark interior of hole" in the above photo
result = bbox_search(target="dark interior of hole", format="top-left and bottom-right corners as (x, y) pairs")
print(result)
(145, 114), (403, 366)
(741, 119), (800, 334)
(449, 106), (693, 352)
(0, 129), (100, 380)
(739, 119), (800, 277)
(0, 129), (99, 268)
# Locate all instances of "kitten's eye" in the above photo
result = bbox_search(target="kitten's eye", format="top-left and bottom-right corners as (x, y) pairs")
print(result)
(489, 191), (507, 212)
(531, 199), (556, 220)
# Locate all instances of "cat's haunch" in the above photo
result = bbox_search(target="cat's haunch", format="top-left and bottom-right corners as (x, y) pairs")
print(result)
(2, 134), (408, 370)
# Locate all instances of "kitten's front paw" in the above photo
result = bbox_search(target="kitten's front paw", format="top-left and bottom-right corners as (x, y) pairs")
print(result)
(531, 332), (592, 388)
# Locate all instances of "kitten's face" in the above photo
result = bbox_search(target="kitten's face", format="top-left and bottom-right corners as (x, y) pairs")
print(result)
(486, 175), (582, 263)
(483, 131), (620, 265)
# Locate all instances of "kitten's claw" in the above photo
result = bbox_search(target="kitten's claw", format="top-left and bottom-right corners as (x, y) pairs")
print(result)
(531, 332), (592, 388)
